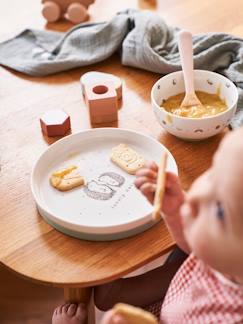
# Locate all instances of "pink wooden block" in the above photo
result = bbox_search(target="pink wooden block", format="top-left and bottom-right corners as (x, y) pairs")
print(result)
(80, 71), (123, 100)
(40, 110), (71, 137)
(85, 82), (118, 124)
(41, 0), (95, 23)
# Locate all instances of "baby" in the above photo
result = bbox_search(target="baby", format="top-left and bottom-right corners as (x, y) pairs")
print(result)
(52, 127), (243, 324)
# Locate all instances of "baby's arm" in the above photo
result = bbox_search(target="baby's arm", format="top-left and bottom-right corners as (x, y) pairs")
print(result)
(135, 161), (190, 254)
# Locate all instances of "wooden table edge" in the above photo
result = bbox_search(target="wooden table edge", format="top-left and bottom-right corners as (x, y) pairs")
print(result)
(0, 242), (176, 288)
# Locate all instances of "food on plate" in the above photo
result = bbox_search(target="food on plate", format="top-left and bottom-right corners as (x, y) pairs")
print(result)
(50, 165), (85, 191)
(111, 144), (145, 175)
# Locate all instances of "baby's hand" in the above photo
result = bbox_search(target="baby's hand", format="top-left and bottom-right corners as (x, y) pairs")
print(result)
(135, 161), (190, 253)
(135, 161), (185, 217)
(101, 310), (128, 324)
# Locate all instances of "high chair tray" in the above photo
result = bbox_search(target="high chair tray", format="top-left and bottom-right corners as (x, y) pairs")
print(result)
(31, 128), (177, 241)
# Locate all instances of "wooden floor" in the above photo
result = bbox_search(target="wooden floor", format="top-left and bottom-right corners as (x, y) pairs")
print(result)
(0, 265), (63, 324)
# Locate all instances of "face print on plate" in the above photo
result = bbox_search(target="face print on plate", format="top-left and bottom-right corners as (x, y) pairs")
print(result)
(83, 172), (125, 201)
(98, 172), (125, 187)
(83, 180), (115, 200)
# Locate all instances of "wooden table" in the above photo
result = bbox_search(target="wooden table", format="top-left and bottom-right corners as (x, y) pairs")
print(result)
(1, 0), (241, 322)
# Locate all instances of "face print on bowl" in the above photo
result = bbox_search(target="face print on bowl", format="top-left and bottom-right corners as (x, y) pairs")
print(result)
(83, 172), (125, 201)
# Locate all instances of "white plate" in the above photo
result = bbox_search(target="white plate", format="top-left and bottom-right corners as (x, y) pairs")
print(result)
(31, 128), (178, 241)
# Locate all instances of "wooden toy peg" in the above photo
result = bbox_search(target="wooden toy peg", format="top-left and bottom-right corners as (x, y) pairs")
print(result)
(41, 0), (95, 24)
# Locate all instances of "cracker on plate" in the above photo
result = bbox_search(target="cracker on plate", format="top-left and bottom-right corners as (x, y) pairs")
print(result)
(111, 144), (145, 175)
(50, 165), (85, 191)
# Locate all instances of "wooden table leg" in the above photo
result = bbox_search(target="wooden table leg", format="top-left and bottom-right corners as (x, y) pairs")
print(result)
(64, 287), (95, 324)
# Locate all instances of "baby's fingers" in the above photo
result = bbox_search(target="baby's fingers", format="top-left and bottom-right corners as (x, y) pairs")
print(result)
(134, 175), (156, 190)
(135, 166), (157, 191)
(165, 172), (183, 195)
(139, 183), (156, 204)
(144, 160), (158, 171)
(135, 168), (157, 180)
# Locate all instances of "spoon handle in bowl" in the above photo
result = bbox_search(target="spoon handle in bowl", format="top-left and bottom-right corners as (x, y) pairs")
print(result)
(178, 30), (195, 95)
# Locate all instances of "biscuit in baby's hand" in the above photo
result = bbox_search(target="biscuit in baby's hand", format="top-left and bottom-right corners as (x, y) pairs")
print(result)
(113, 303), (158, 324)
(50, 165), (85, 191)
(110, 144), (145, 175)
(153, 152), (168, 221)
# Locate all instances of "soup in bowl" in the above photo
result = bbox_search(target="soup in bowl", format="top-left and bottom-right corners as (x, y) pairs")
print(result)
(151, 70), (238, 140)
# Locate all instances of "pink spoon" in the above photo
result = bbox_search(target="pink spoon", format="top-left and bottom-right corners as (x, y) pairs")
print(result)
(178, 30), (202, 108)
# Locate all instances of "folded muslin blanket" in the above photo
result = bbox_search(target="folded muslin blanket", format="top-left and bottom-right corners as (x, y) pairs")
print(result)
(1, 9), (243, 128)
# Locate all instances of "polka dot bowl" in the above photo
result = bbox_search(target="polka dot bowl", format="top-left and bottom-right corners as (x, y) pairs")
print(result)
(151, 70), (238, 140)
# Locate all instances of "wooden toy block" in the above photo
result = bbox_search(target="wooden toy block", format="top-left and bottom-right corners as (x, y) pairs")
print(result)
(41, 0), (95, 24)
(40, 110), (71, 137)
(85, 82), (118, 124)
(80, 71), (123, 100)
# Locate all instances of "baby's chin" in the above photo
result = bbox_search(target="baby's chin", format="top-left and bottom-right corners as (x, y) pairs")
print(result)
(190, 241), (233, 275)
(212, 250), (243, 281)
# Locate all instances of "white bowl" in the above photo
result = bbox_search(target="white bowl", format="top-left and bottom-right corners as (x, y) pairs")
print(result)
(151, 70), (238, 140)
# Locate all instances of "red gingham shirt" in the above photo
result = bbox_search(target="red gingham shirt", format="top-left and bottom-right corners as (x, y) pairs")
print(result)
(161, 254), (243, 323)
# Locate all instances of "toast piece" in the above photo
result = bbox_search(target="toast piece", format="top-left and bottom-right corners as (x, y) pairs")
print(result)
(113, 303), (158, 324)
(153, 152), (168, 221)
(111, 144), (145, 175)
(50, 165), (85, 191)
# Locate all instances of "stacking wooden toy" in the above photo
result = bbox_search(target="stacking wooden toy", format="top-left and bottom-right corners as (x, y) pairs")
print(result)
(85, 81), (118, 124)
(80, 71), (123, 100)
(41, 0), (95, 24)
(40, 110), (71, 137)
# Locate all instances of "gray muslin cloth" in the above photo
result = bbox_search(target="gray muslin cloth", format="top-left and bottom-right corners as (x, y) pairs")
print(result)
(1, 9), (243, 128)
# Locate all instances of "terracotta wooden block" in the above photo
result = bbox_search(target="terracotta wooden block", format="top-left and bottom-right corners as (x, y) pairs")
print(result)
(85, 82), (118, 124)
(41, 0), (95, 24)
(40, 110), (71, 137)
(80, 71), (123, 100)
